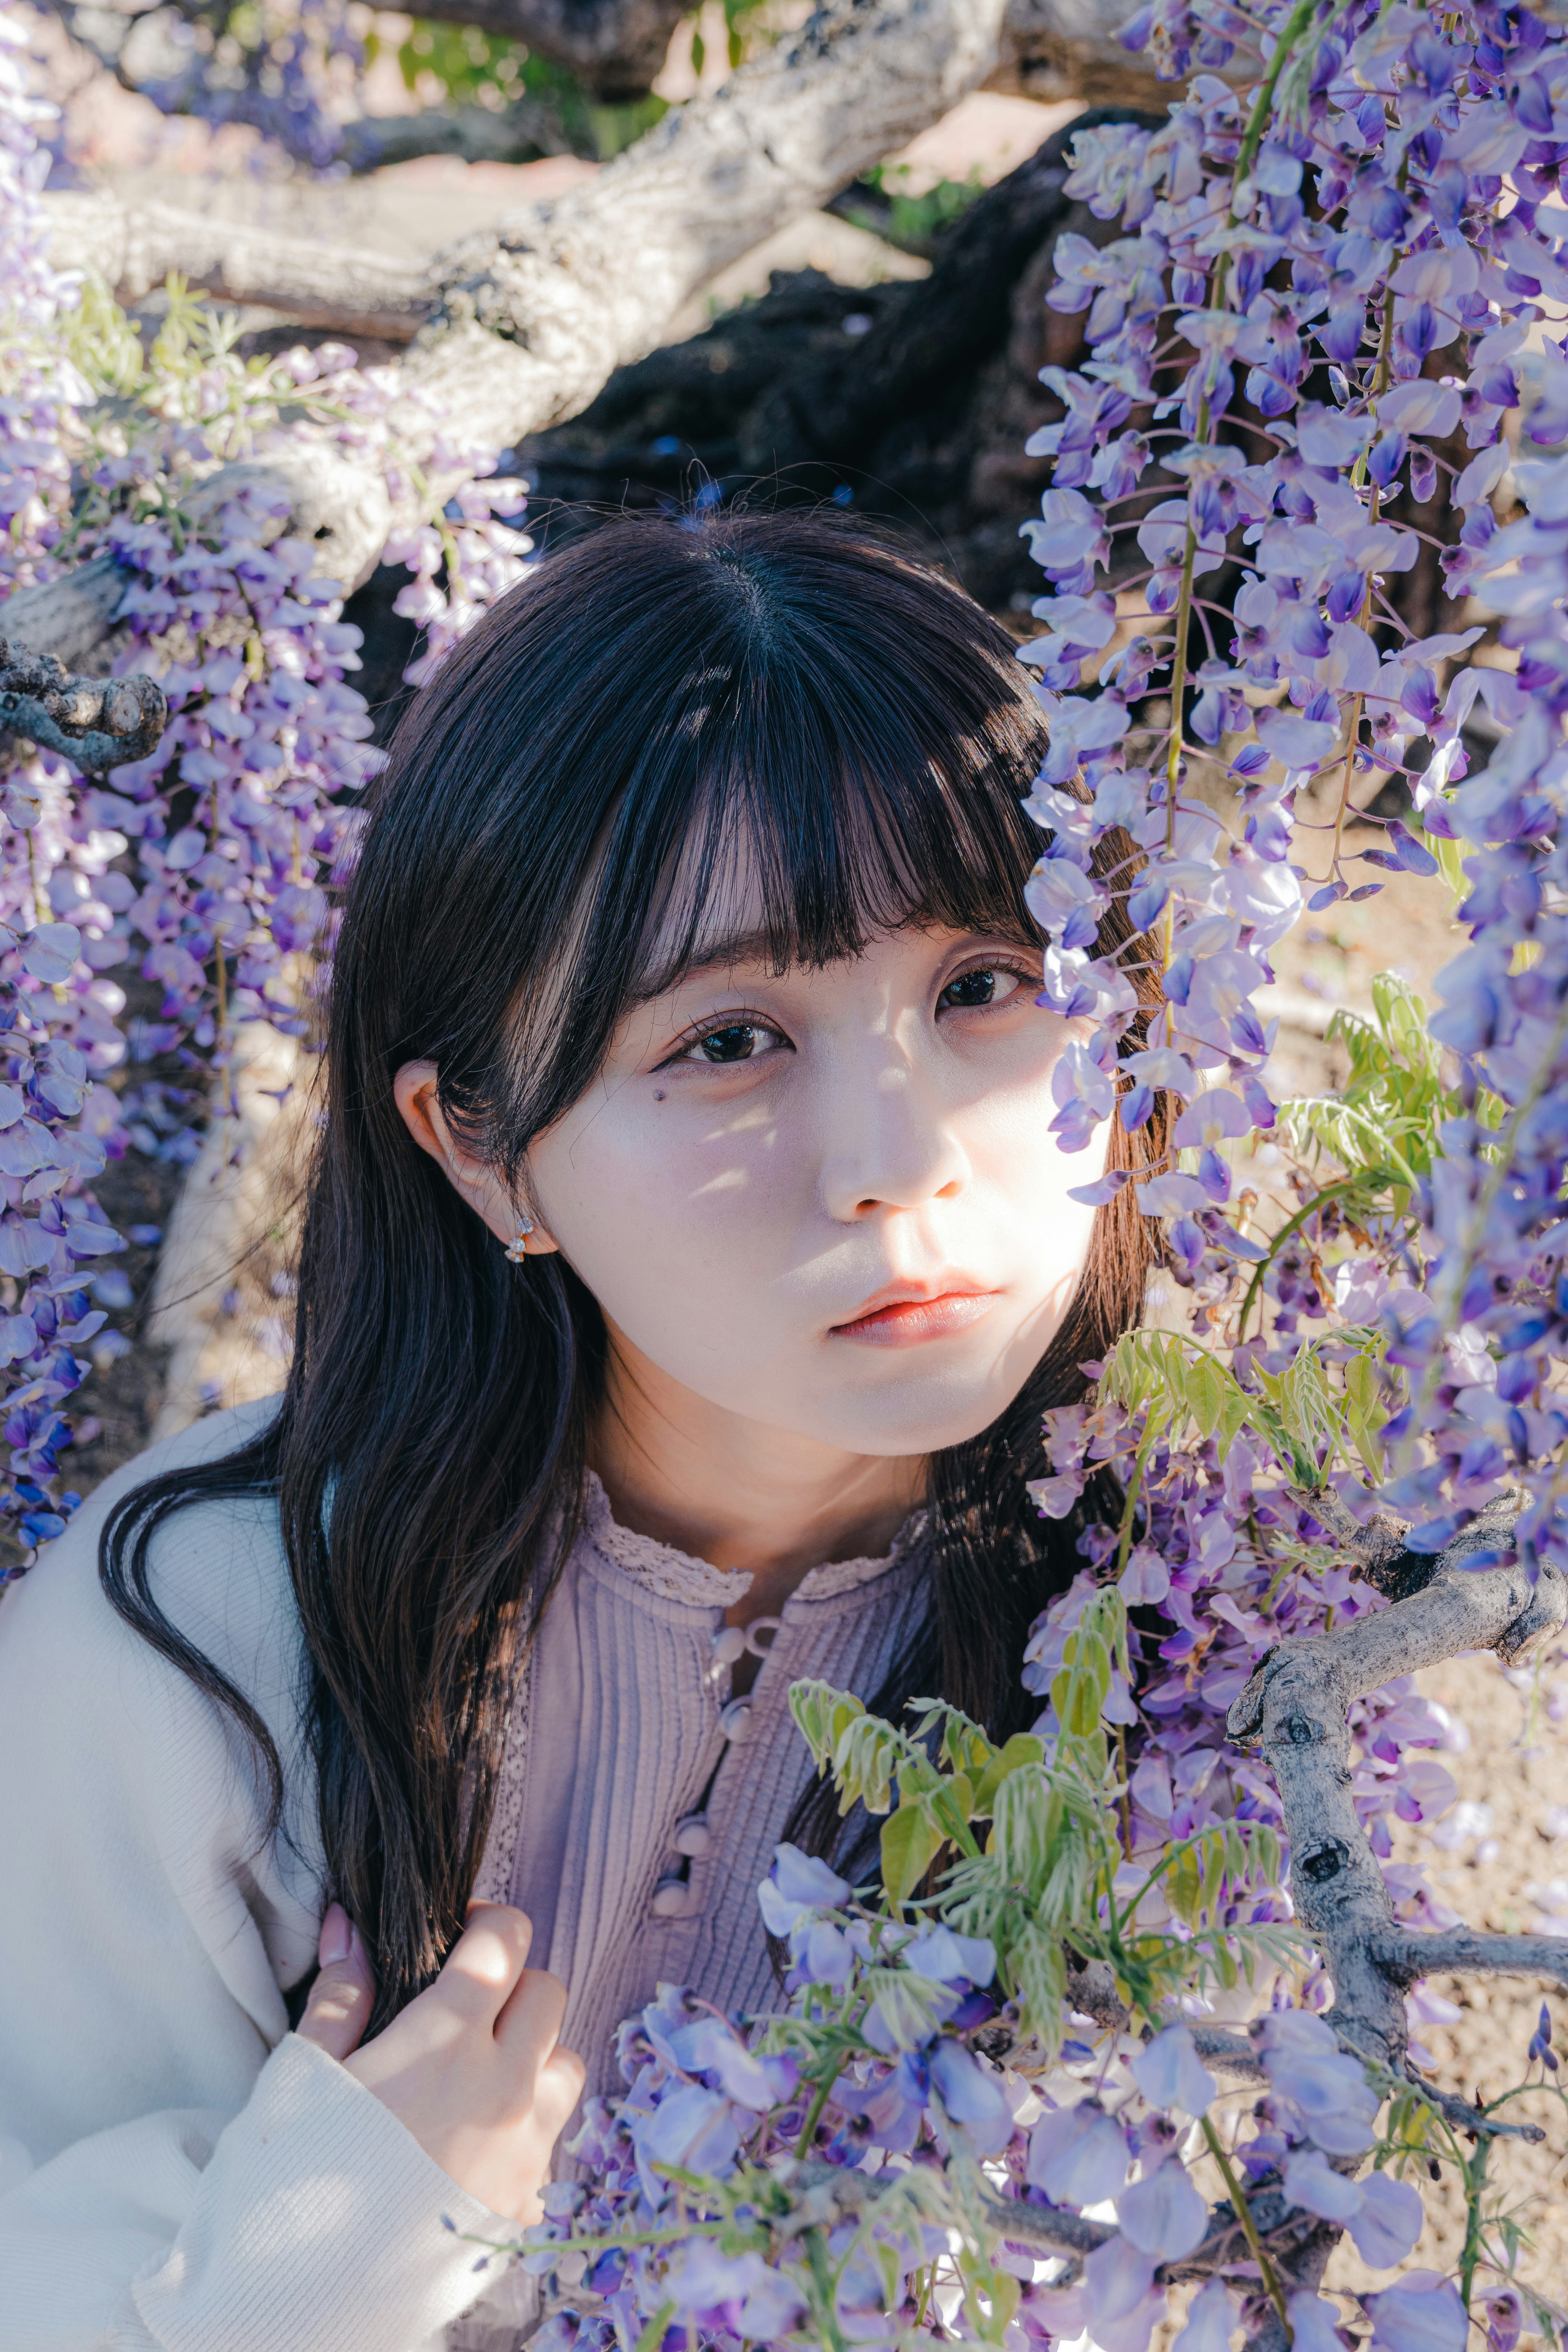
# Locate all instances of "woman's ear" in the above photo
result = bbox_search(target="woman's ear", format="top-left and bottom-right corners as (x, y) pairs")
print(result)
(392, 1060), (560, 1256)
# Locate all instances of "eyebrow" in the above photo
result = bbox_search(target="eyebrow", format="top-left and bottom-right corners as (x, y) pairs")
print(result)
(632, 926), (793, 1003)
(634, 915), (1040, 1005)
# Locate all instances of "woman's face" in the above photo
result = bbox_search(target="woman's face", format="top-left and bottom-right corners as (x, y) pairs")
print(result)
(510, 917), (1109, 1461)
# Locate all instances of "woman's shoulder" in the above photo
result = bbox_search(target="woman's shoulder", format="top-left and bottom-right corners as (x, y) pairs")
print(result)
(0, 1393), (298, 1732)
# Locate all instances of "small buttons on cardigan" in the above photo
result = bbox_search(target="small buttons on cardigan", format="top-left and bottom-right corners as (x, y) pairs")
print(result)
(673, 1809), (712, 1857)
(709, 1617), (782, 1679)
(718, 1697), (753, 1743)
(650, 1871), (699, 1919)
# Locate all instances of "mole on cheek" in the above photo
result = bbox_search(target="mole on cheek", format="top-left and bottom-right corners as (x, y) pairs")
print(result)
(653, 1089), (666, 1102)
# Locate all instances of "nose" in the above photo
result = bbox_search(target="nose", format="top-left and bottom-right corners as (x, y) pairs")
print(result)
(818, 1053), (971, 1222)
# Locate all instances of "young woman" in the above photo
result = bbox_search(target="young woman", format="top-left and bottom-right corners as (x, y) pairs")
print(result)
(0, 512), (1160, 2352)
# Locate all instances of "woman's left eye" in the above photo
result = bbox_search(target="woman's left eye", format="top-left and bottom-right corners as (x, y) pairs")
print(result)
(938, 965), (1025, 1013)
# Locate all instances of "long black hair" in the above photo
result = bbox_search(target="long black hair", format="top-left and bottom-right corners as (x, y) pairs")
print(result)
(100, 511), (1165, 2027)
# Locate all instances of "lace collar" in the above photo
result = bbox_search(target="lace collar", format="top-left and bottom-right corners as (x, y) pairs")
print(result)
(579, 1471), (927, 1608)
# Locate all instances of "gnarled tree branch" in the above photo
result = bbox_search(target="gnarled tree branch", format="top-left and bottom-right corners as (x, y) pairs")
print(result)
(17, 0), (1011, 672)
(336, 99), (572, 174)
(0, 639), (165, 772)
(1228, 1498), (1562, 2071)
(1226, 1498), (1568, 2340)
(40, 189), (432, 342)
(1370, 1926), (1568, 1991)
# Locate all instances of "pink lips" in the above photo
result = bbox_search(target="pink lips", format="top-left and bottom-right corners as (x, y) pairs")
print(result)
(830, 1283), (999, 1348)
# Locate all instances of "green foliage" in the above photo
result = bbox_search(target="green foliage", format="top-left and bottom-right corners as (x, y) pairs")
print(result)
(1278, 972), (1452, 1198)
(789, 1586), (1302, 2056)
(947, 1760), (1297, 2046)
(60, 275), (144, 399)
(389, 0), (771, 161)
(390, 19), (668, 158)
(1100, 1322), (1394, 1488)
(393, 20), (536, 109)
(53, 276), (379, 558)
(836, 164), (985, 256)
(1217, 971), (1508, 1392)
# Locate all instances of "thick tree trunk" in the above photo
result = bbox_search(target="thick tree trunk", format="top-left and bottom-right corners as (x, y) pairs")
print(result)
(40, 189), (432, 341)
(988, 0), (1157, 103)
(17, 0), (1011, 668)
(45, 0), (1155, 131)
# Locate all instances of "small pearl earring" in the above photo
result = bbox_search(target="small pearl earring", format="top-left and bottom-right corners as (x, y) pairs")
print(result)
(503, 1212), (535, 1263)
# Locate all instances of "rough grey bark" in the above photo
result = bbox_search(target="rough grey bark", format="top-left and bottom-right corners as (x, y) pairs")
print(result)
(33, 0), (1163, 336)
(1224, 1497), (1568, 2340)
(989, 0), (1158, 103)
(1228, 1499), (1561, 2076)
(337, 98), (572, 174)
(1368, 1926), (1568, 1989)
(20, 0), (1011, 671)
(0, 638), (166, 771)
(401, 0), (1008, 461)
(2, 558), (127, 677)
(39, 189), (432, 341)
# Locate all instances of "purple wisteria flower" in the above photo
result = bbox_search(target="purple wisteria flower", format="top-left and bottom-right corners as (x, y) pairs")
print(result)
(9, 0), (1568, 2331)
(0, 6), (530, 1559)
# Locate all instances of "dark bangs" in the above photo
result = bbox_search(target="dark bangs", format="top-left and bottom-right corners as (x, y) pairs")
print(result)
(370, 514), (1054, 1169)
(612, 562), (1049, 1001)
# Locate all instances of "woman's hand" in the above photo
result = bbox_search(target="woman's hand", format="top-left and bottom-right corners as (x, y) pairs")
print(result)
(297, 1899), (585, 2221)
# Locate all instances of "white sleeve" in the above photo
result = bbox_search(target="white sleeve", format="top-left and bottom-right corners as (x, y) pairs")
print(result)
(0, 1413), (512, 2351)
(0, 2038), (511, 2352)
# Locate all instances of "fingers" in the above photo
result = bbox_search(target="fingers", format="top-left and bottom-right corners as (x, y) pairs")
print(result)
(434, 1902), (536, 2025)
(494, 1964), (569, 2067)
(536, 2042), (587, 2135)
(296, 1902), (377, 2063)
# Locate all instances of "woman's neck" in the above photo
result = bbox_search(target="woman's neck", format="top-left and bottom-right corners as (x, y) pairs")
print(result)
(590, 1323), (926, 1627)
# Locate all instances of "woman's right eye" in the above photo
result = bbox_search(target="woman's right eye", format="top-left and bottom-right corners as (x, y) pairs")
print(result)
(679, 1022), (785, 1065)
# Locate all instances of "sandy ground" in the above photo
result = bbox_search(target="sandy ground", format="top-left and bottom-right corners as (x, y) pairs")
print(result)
(1321, 1650), (1568, 2307)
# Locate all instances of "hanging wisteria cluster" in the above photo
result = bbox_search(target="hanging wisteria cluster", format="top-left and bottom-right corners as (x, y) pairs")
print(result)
(451, 0), (1568, 2344)
(58, 0), (363, 171)
(0, 9), (530, 1554)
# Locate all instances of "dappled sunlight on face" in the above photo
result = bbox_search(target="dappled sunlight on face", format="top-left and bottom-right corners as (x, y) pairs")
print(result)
(528, 906), (1108, 1461)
